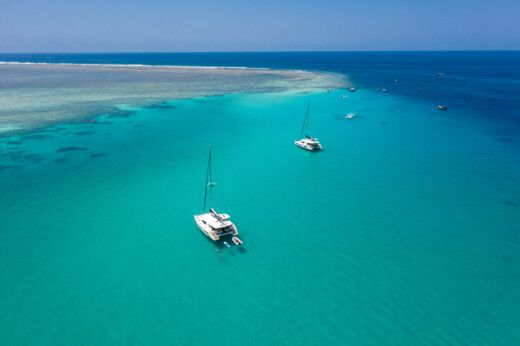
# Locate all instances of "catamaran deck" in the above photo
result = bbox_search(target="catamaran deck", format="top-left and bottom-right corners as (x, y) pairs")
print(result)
(195, 212), (233, 230)
(194, 209), (238, 241)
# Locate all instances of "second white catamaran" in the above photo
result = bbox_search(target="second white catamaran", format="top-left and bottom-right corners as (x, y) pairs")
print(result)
(295, 101), (323, 152)
(194, 146), (242, 244)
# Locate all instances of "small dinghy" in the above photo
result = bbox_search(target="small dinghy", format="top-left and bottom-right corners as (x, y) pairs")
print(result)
(232, 236), (243, 246)
(348, 87), (356, 92)
(437, 105), (448, 111)
(345, 112), (356, 120)
(223, 241), (231, 248)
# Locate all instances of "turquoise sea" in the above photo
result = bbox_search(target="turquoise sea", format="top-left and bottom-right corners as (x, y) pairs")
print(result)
(0, 52), (519, 345)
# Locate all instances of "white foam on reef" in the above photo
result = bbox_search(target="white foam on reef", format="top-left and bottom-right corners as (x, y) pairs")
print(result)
(0, 61), (269, 70)
(0, 62), (348, 136)
(0, 124), (21, 133)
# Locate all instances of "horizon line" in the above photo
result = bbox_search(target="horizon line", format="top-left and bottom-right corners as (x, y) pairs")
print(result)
(0, 49), (519, 55)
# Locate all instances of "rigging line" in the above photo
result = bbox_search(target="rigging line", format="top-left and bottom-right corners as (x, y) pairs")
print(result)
(209, 145), (213, 209)
(300, 100), (311, 137)
(202, 145), (211, 211)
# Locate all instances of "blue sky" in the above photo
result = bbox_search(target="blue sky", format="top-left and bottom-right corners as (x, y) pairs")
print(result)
(1, 0), (519, 52)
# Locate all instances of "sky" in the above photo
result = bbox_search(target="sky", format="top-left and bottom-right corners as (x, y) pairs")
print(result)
(1, 0), (519, 52)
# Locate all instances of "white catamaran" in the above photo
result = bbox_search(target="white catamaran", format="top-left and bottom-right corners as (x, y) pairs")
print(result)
(295, 101), (323, 151)
(194, 146), (241, 244)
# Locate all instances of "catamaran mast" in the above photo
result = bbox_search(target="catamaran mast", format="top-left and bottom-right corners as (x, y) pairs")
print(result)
(300, 100), (311, 137)
(202, 145), (213, 211)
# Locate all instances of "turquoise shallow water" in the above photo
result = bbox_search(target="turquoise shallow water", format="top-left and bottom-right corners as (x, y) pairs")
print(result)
(1, 88), (519, 345)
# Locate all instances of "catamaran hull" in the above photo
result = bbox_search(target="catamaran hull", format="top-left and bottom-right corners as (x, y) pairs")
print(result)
(295, 140), (323, 152)
(194, 215), (238, 241)
(194, 216), (219, 241)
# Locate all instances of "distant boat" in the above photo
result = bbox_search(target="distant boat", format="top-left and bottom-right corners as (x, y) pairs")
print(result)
(348, 87), (356, 92)
(345, 112), (356, 120)
(194, 145), (240, 243)
(295, 101), (323, 152)
(340, 95), (349, 99)
(437, 105), (448, 111)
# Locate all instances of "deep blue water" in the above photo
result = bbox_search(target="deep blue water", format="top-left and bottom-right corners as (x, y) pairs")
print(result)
(2, 51), (519, 144)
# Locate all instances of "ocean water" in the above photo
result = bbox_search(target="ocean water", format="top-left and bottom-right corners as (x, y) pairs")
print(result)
(0, 52), (519, 345)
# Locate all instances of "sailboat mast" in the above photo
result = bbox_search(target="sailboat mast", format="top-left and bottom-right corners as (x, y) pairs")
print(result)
(208, 145), (213, 209)
(300, 100), (311, 137)
(202, 145), (212, 211)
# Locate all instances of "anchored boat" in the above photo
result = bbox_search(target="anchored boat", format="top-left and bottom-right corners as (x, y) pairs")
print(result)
(194, 146), (241, 243)
(295, 101), (323, 152)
